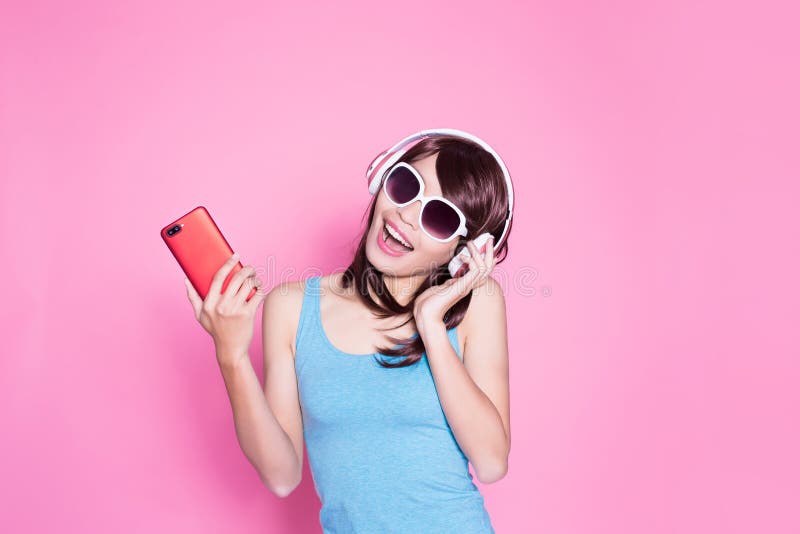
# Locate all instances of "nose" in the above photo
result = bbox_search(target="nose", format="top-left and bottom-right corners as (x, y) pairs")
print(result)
(397, 199), (421, 231)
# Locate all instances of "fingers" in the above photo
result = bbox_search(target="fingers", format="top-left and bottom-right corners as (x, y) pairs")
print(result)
(466, 237), (495, 287)
(245, 280), (267, 312)
(486, 236), (496, 271)
(466, 241), (485, 273)
(476, 236), (496, 270)
(222, 264), (256, 304)
(231, 270), (261, 308)
(207, 252), (242, 304)
(463, 241), (483, 285)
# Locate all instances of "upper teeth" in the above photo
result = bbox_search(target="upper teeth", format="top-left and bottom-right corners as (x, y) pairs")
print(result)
(384, 223), (413, 249)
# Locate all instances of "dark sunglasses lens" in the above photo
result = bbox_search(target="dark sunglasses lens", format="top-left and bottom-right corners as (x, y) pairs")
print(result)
(421, 199), (461, 239)
(385, 167), (420, 204)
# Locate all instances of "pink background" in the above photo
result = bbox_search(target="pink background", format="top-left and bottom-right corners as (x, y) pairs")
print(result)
(2, 1), (798, 532)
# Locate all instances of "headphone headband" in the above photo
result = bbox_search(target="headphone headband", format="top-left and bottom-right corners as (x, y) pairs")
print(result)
(366, 128), (514, 248)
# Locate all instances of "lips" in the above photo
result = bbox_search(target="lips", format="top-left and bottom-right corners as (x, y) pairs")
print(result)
(377, 226), (410, 256)
(385, 219), (413, 249)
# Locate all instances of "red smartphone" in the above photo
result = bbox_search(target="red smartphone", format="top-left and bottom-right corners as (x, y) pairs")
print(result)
(160, 206), (257, 302)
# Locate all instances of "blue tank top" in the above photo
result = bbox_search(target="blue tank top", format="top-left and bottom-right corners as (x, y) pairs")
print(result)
(294, 275), (496, 534)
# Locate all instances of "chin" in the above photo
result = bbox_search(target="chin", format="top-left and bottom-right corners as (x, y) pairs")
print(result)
(366, 248), (404, 277)
(368, 250), (438, 279)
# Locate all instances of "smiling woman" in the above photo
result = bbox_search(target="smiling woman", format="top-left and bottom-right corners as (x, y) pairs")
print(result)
(190, 128), (515, 534)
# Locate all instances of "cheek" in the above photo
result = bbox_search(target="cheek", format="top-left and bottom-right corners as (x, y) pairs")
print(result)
(370, 202), (385, 230)
(417, 240), (457, 263)
(373, 196), (392, 224)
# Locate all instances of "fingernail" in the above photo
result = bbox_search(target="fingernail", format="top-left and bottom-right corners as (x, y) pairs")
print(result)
(232, 252), (239, 260)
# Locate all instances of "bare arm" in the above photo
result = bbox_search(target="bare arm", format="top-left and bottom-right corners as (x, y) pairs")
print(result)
(416, 275), (511, 484)
(216, 345), (301, 497)
(184, 256), (305, 497)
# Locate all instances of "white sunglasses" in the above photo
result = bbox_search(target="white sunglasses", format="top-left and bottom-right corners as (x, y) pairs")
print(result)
(381, 162), (468, 243)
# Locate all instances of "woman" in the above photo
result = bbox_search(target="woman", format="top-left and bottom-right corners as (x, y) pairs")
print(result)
(184, 129), (513, 533)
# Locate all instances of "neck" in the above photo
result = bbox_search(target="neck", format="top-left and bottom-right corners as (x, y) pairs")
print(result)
(374, 272), (428, 307)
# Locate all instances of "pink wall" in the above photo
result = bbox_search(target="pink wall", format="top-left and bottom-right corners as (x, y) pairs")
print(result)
(2, 1), (797, 532)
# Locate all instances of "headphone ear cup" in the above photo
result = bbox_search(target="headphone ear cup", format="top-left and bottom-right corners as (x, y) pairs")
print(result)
(367, 149), (394, 195)
(366, 149), (389, 194)
(367, 173), (382, 196)
(367, 147), (412, 196)
(366, 158), (383, 195)
(447, 233), (494, 278)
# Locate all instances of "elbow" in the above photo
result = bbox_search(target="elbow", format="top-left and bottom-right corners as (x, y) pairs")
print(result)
(475, 456), (508, 485)
(261, 452), (303, 498)
(269, 483), (298, 499)
(262, 470), (302, 498)
(476, 438), (510, 484)
(265, 477), (300, 498)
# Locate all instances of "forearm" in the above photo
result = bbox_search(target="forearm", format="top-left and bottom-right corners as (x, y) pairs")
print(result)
(216, 348), (300, 494)
(418, 321), (509, 483)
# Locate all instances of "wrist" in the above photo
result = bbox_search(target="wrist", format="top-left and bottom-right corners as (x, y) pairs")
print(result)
(215, 343), (249, 367)
(415, 313), (446, 339)
(217, 354), (249, 378)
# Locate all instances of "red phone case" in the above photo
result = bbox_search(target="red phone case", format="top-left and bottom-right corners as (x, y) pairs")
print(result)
(160, 206), (257, 302)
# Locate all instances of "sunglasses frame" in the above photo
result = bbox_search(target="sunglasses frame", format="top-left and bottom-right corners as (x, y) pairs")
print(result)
(381, 161), (469, 243)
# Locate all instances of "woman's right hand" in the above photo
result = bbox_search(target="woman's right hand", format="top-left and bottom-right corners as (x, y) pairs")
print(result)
(184, 252), (266, 367)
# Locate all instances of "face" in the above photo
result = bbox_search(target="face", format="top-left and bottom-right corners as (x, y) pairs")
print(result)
(366, 153), (463, 278)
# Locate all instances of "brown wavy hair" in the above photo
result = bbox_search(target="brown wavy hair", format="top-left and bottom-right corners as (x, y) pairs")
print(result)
(339, 135), (513, 368)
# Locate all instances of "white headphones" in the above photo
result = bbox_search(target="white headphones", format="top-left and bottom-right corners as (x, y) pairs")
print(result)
(365, 128), (514, 277)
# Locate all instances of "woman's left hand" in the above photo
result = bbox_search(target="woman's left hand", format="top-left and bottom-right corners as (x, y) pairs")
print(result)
(413, 237), (496, 329)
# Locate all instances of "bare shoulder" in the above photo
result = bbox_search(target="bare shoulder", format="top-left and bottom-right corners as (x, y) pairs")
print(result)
(262, 278), (307, 358)
(460, 275), (508, 352)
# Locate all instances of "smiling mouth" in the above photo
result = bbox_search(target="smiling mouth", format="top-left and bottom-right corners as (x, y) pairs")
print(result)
(382, 224), (414, 252)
